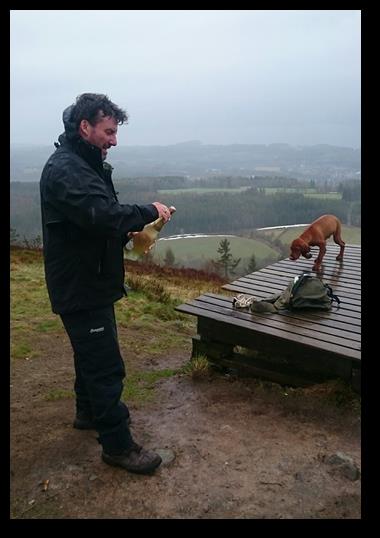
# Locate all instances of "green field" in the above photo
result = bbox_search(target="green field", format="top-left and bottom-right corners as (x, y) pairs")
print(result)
(158, 187), (251, 195)
(158, 186), (343, 200)
(152, 235), (279, 272)
(264, 188), (341, 199)
(150, 224), (360, 273)
(303, 192), (342, 200)
(264, 187), (316, 194)
(257, 225), (361, 246)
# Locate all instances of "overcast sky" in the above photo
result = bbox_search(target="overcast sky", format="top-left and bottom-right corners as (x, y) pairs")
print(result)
(10, 10), (361, 148)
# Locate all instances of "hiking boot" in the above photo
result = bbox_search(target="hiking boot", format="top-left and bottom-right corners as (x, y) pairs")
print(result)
(73, 414), (131, 430)
(101, 443), (162, 474)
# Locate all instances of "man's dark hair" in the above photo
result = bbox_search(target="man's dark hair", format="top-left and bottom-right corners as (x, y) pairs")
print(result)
(71, 93), (129, 129)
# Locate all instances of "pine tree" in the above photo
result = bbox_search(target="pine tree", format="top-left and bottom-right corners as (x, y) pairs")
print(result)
(212, 238), (241, 279)
(163, 247), (175, 267)
(246, 253), (257, 273)
(10, 227), (20, 245)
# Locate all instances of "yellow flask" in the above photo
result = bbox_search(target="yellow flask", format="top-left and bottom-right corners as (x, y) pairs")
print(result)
(124, 206), (176, 261)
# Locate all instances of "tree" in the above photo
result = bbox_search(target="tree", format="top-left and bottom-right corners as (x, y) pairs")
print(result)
(212, 238), (241, 279)
(163, 247), (175, 267)
(246, 253), (257, 274)
(338, 180), (361, 202)
(10, 227), (20, 245)
(22, 234), (42, 249)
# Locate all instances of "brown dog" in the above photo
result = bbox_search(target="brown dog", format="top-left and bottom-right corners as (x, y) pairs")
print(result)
(289, 214), (345, 272)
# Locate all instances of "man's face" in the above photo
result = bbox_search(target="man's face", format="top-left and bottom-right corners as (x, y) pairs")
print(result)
(80, 114), (118, 160)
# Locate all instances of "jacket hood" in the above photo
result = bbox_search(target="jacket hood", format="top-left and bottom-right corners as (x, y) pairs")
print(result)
(62, 105), (77, 140)
(56, 105), (79, 147)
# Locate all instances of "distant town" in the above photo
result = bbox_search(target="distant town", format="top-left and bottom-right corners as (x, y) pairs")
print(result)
(10, 141), (360, 183)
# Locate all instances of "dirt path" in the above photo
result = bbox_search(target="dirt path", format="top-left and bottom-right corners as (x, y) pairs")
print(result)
(10, 329), (361, 519)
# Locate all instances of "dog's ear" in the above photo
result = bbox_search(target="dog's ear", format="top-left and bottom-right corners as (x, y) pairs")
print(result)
(302, 245), (312, 259)
(289, 239), (302, 259)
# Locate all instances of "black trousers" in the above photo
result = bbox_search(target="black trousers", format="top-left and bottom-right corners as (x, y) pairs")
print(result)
(60, 305), (133, 454)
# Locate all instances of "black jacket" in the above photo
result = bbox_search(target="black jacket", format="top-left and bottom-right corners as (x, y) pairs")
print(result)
(40, 107), (158, 314)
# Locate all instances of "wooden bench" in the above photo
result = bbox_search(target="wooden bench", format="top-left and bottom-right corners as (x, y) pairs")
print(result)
(175, 244), (361, 390)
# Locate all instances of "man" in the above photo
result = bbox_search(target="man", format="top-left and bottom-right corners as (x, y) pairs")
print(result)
(40, 93), (171, 474)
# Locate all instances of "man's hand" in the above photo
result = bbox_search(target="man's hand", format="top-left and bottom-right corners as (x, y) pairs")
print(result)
(152, 202), (171, 223)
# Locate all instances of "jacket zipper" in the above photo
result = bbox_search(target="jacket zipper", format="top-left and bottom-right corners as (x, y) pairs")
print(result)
(98, 239), (109, 274)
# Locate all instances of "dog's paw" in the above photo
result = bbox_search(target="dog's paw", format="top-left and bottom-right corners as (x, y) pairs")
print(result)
(312, 265), (322, 273)
(336, 255), (343, 261)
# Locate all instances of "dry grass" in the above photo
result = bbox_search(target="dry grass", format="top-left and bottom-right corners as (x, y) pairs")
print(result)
(182, 355), (211, 379)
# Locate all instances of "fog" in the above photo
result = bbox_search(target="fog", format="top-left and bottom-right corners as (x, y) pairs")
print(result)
(10, 10), (361, 148)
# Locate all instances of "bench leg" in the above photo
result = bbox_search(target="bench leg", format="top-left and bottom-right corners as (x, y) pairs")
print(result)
(351, 367), (361, 394)
(192, 334), (234, 361)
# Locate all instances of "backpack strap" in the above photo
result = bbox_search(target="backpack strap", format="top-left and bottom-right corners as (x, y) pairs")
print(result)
(290, 272), (314, 297)
(324, 284), (341, 305)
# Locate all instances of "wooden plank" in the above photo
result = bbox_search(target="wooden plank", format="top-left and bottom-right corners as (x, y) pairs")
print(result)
(282, 256), (361, 269)
(186, 297), (361, 350)
(196, 315), (359, 372)
(245, 266), (361, 283)
(176, 303), (361, 361)
(223, 265), (360, 302)
(222, 282), (361, 314)
(219, 290), (361, 324)
(199, 293), (361, 336)
(261, 261), (361, 280)
(276, 261), (361, 278)
(258, 266), (360, 285)
(222, 278), (361, 311)
(230, 276), (361, 301)
(175, 244), (361, 383)
(240, 271), (361, 294)
(204, 292), (361, 329)
(193, 338), (339, 387)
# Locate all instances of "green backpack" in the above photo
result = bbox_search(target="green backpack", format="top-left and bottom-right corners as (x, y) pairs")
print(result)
(283, 272), (340, 311)
(233, 273), (340, 313)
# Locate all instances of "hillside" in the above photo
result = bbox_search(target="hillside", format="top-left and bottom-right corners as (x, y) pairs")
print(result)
(10, 248), (361, 519)
(153, 234), (279, 273)
(10, 176), (361, 245)
(255, 224), (361, 247)
(152, 225), (361, 273)
(11, 142), (361, 182)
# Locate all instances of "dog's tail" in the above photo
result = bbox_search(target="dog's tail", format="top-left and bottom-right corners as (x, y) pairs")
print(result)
(333, 216), (345, 246)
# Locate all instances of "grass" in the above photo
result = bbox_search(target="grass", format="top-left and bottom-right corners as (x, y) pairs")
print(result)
(125, 273), (173, 305)
(262, 188), (342, 200)
(122, 368), (178, 404)
(304, 192), (342, 200)
(258, 224), (361, 246)
(125, 265), (225, 303)
(44, 388), (75, 401)
(153, 234), (278, 270)
(10, 246), (361, 411)
(122, 356), (212, 405)
(10, 248), (194, 361)
(10, 249), (62, 361)
(158, 187), (251, 194)
(182, 355), (211, 379)
(35, 319), (62, 332)
(286, 379), (361, 414)
(10, 340), (34, 360)
(10, 247), (196, 407)
(11, 496), (63, 519)
(150, 224), (360, 273)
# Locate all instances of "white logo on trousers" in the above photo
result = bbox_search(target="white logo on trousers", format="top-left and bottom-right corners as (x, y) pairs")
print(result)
(89, 327), (105, 333)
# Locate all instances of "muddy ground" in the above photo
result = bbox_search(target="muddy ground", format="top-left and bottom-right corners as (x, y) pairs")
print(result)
(10, 327), (361, 519)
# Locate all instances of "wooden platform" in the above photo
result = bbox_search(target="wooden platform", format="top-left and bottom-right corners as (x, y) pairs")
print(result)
(175, 244), (361, 390)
